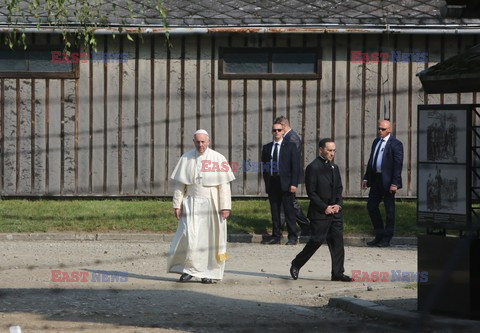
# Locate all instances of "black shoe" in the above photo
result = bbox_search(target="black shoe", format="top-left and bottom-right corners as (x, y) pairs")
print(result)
(377, 240), (390, 247)
(331, 274), (353, 282)
(266, 238), (281, 245)
(366, 238), (382, 247)
(179, 273), (193, 282)
(201, 278), (213, 284)
(285, 240), (297, 245)
(261, 236), (278, 244)
(260, 237), (270, 244)
(290, 263), (299, 280)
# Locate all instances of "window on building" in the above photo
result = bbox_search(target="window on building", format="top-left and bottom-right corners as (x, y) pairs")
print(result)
(0, 46), (79, 79)
(219, 47), (321, 79)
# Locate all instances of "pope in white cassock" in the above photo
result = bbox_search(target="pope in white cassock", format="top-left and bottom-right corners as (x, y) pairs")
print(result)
(167, 129), (235, 284)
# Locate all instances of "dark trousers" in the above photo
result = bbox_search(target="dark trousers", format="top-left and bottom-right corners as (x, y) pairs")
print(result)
(281, 195), (310, 231)
(292, 219), (345, 277)
(367, 173), (396, 242)
(293, 195), (310, 229)
(268, 176), (298, 242)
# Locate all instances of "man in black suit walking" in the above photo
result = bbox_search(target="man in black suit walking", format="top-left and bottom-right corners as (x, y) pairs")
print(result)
(274, 116), (310, 236)
(289, 138), (352, 282)
(363, 119), (404, 248)
(261, 122), (300, 245)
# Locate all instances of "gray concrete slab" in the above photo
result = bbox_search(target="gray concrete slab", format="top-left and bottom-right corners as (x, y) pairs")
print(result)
(0, 232), (417, 246)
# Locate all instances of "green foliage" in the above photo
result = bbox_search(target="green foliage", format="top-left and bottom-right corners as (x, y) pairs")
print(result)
(1, 0), (169, 51)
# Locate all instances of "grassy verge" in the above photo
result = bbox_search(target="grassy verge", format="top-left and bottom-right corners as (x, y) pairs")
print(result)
(0, 199), (419, 236)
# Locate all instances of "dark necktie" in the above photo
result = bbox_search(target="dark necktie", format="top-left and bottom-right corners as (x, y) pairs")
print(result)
(326, 160), (333, 182)
(372, 139), (384, 172)
(272, 143), (279, 176)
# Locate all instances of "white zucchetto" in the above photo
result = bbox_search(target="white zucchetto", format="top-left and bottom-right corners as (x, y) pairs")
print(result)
(194, 129), (209, 137)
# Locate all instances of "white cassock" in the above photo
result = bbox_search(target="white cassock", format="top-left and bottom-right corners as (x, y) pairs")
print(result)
(167, 147), (235, 280)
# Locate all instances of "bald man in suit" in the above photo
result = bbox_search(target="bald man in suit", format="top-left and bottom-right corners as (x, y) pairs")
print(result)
(262, 122), (300, 245)
(363, 119), (404, 248)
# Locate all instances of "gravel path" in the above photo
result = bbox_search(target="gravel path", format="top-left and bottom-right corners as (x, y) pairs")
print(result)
(0, 239), (418, 332)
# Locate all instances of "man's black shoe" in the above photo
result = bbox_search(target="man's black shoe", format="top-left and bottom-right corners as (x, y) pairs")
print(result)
(261, 236), (273, 244)
(377, 240), (390, 247)
(201, 278), (213, 284)
(331, 274), (353, 282)
(285, 240), (297, 245)
(366, 238), (381, 247)
(290, 263), (299, 280)
(267, 238), (281, 245)
(179, 273), (193, 282)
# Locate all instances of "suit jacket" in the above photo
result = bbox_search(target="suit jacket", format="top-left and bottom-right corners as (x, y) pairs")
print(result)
(283, 129), (305, 184)
(305, 156), (343, 221)
(363, 135), (404, 191)
(262, 140), (299, 193)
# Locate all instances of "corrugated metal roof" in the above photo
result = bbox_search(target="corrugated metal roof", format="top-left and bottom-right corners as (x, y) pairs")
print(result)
(0, 0), (479, 33)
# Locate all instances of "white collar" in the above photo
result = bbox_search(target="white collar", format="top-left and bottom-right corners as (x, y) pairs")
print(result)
(380, 134), (391, 142)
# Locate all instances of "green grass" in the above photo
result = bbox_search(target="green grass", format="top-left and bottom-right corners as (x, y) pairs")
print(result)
(0, 199), (419, 236)
(0, 200), (177, 233)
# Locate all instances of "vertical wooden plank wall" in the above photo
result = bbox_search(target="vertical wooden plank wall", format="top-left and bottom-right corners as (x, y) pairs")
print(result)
(91, 38), (105, 194)
(33, 43), (46, 195)
(3, 78), (16, 193)
(137, 36), (152, 194)
(48, 78), (61, 195)
(288, 35), (306, 195)
(245, 36), (261, 196)
(77, 40), (89, 194)
(153, 35), (168, 193)
(183, 36), (197, 156)
(259, 35), (275, 195)
(348, 34), (364, 196)
(213, 36), (230, 159)
(106, 36), (120, 194)
(121, 36), (136, 194)
(229, 36), (245, 196)
(0, 33), (474, 198)
(303, 35), (320, 195)
(395, 35), (412, 197)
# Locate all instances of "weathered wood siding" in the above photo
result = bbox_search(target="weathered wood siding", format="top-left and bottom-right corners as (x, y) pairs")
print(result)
(0, 33), (478, 197)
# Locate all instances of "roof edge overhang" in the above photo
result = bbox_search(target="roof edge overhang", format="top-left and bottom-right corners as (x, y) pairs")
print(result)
(1, 23), (480, 35)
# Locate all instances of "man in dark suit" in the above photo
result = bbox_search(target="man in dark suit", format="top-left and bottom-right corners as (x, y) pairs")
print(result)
(289, 138), (352, 282)
(274, 116), (310, 236)
(261, 122), (300, 245)
(363, 119), (404, 248)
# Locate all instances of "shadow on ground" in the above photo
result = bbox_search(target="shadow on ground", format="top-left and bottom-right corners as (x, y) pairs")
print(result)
(0, 287), (412, 332)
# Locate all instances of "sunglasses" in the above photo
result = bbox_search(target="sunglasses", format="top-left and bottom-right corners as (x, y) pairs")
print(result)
(378, 127), (388, 131)
(272, 129), (283, 132)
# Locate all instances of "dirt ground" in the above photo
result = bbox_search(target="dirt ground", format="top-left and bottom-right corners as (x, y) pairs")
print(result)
(0, 239), (418, 332)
